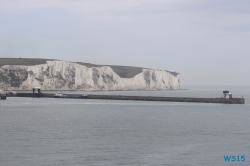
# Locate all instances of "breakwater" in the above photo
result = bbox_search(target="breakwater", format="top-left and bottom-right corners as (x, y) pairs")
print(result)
(11, 93), (245, 104)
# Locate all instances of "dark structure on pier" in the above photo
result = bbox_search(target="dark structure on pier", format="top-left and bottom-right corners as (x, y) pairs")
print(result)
(32, 87), (42, 97)
(223, 90), (232, 99)
(0, 94), (6, 100)
(0, 89), (6, 100)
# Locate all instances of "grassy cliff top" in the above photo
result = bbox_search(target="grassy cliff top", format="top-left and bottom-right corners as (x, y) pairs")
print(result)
(0, 58), (179, 78)
(0, 58), (53, 67)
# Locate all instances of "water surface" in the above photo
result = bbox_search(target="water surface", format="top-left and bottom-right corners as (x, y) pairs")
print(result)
(0, 86), (249, 165)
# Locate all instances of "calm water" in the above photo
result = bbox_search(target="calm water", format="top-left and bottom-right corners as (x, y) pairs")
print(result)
(0, 86), (250, 166)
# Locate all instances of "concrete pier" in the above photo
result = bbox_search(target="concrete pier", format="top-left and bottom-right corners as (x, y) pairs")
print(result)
(87, 95), (245, 104)
(11, 93), (245, 104)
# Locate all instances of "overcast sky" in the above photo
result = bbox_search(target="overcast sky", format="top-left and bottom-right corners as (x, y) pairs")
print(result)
(0, 0), (249, 86)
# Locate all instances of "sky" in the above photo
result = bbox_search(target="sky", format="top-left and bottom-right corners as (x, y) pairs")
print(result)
(0, 0), (249, 86)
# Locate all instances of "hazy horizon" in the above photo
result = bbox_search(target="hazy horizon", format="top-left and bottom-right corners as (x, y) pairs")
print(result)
(0, 0), (249, 86)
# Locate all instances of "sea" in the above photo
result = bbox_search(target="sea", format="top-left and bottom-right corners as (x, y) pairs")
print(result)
(0, 85), (249, 166)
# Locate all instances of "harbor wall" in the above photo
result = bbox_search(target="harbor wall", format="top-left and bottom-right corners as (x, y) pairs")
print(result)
(11, 93), (245, 104)
(87, 95), (244, 104)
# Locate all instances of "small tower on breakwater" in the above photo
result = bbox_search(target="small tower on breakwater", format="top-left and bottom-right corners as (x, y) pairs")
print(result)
(32, 87), (42, 97)
(0, 89), (6, 100)
(223, 90), (232, 99)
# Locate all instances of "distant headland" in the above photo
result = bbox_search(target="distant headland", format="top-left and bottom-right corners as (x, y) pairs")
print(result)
(0, 58), (181, 91)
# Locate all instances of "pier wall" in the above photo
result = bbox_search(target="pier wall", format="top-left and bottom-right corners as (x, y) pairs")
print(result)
(11, 93), (245, 104)
(87, 95), (244, 104)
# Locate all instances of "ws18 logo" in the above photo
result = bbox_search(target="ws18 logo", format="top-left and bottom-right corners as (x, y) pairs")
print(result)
(224, 155), (245, 162)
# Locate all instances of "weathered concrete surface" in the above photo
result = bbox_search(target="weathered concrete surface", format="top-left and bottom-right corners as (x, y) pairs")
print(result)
(86, 95), (244, 104)
(11, 93), (245, 104)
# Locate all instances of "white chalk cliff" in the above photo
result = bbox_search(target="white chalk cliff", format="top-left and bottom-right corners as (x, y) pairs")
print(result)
(0, 61), (181, 90)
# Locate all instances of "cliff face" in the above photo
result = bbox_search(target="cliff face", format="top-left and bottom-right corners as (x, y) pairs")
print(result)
(0, 60), (181, 90)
